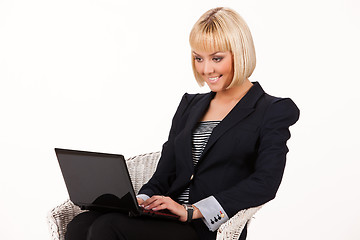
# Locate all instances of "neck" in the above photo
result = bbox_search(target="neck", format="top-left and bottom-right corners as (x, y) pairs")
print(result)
(214, 79), (253, 102)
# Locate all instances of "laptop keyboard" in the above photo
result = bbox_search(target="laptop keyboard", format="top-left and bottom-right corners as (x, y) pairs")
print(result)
(140, 207), (180, 220)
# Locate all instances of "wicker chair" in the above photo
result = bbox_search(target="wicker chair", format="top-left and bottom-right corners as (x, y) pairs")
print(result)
(47, 152), (262, 240)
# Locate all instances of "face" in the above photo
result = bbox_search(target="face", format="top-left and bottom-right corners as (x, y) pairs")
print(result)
(193, 50), (234, 92)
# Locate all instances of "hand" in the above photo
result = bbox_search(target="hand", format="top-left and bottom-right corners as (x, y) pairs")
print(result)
(137, 197), (145, 206)
(141, 195), (188, 222)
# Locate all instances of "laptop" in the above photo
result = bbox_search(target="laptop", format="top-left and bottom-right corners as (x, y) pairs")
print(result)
(55, 148), (179, 220)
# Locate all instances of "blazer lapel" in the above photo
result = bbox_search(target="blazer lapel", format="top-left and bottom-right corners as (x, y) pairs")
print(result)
(181, 92), (215, 172)
(185, 92), (216, 131)
(198, 82), (265, 164)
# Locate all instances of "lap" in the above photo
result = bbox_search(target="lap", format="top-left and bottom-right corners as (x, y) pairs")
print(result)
(66, 211), (199, 240)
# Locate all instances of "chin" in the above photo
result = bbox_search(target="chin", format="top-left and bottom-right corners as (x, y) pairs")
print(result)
(205, 78), (231, 92)
(207, 83), (228, 93)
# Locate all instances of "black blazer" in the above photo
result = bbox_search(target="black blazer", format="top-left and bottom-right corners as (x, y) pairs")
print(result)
(139, 82), (299, 237)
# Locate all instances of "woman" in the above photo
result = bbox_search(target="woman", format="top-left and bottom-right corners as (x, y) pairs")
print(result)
(66, 7), (299, 240)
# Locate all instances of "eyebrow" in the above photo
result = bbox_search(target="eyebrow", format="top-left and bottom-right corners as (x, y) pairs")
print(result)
(192, 51), (224, 56)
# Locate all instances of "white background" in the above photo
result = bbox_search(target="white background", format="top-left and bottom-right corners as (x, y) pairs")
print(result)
(1, 0), (359, 239)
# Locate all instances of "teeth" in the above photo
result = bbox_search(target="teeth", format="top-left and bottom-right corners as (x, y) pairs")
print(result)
(209, 76), (219, 81)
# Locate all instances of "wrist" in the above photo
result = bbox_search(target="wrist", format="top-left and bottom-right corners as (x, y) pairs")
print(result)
(192, 205), (202, 219)
(182, 204), (194, 222)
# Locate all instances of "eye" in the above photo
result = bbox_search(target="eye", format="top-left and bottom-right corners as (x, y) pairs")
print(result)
(194, 56), (203, 62)
(212, 57), (223, 62)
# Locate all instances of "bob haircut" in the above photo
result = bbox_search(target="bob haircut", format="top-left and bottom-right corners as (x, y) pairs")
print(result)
(189, 7), (256, 88)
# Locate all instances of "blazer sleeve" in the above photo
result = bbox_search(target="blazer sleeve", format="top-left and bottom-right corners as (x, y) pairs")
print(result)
(138, 93), (196, 197)
(213, 98), (300, 217)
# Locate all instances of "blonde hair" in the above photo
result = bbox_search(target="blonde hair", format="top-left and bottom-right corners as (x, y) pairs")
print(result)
(189, 7), (256, 88)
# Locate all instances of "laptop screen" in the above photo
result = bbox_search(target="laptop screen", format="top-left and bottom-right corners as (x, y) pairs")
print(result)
(55, 148), (138, 213)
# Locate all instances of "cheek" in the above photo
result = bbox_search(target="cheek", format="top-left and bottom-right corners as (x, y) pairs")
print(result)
(222, 60), (233, 75)
(194, 62), (203, 74)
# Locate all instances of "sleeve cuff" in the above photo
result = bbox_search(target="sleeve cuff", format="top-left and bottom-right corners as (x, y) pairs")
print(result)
(193, 196), (229, 232)
(136, 194), (150, 202)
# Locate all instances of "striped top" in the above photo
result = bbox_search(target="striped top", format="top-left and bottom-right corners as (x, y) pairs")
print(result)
(177, 121), (221, 203)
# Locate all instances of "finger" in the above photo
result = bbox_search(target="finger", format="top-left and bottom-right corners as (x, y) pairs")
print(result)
(137, 198), (144, 205)
(142, 195), (165, 208)
(150, 197), (173, 211)
(142, 196), (159, 206)
(145, 196), (167, 210)
(152, 203), (167, 211)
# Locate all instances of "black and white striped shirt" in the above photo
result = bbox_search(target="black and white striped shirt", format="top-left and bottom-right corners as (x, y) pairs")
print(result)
(177, 121), (221, 203)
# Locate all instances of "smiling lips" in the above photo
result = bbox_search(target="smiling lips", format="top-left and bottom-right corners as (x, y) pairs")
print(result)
(208, 75), (223, 83)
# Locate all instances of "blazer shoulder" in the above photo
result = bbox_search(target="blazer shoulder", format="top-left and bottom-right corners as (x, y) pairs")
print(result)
(178, 92), (211, 110)
(173, 92), (209, 120)
(181, 92), (210, 102)
(261, 93), (300, 127)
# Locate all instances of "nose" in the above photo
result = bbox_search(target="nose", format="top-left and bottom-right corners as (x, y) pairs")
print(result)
(203, 60), (215, 75)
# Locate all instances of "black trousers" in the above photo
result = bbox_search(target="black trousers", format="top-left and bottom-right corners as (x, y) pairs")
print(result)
(65, 211), (247, 240)
(65, 211), (199, 240)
